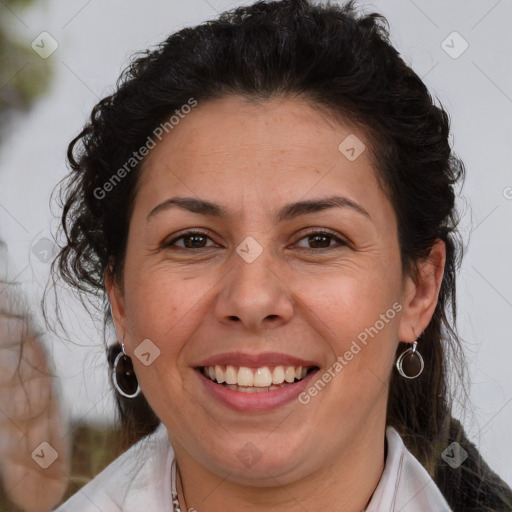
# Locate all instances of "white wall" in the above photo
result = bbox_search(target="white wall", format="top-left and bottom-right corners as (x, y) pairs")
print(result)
(0, 0), (510, 486)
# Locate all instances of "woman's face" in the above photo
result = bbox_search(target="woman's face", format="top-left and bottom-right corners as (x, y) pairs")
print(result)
(107, 95), (441, 485)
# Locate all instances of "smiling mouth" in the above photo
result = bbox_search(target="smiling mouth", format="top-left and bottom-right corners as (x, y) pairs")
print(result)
(199, 364), (319, 393)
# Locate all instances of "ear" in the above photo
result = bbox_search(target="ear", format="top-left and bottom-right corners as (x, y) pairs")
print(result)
(397, 239), (446, 342)
(104, 268), (127, 342)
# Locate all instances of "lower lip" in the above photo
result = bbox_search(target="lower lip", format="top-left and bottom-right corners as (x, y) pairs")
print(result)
(195, 368), (319, 412)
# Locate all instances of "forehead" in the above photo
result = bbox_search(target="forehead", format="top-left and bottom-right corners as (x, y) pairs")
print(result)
(136, 95), (389, 222)
(144, 96), (364, 162)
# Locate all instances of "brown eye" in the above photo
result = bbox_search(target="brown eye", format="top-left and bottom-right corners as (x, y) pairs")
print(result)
(295, 230), (347, 250)
(164, 231), (216, 250)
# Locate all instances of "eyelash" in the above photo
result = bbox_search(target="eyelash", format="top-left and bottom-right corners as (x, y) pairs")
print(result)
(163, 229), (348, 252)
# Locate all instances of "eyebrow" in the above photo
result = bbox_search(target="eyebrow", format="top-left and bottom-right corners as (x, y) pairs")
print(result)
(146, 195), (371, 223)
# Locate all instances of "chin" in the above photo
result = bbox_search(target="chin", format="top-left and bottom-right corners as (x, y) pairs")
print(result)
(197, 435), (312, 484)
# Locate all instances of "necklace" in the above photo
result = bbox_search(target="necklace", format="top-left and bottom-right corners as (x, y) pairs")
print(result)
(171, 459), (188, 512)
(170, 452), (384, 512)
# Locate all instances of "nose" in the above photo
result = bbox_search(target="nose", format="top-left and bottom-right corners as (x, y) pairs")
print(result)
(214, 244), (294, 333)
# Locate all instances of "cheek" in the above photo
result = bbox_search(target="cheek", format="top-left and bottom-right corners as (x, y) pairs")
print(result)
(299, 262), (400, 335)
(296, 273), (400, 423)
(120, 269), (196, 416)
(122, 282), (179, 367)
(295, 261), (401, 388)
(122, 263), (205, 345)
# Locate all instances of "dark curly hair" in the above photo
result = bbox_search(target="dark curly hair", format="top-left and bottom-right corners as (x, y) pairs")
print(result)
(47, 0), (512, 510)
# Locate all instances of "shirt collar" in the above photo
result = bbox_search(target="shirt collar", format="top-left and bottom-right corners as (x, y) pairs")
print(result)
(365, 426), (452, 511)
(56, 423), (452, 511)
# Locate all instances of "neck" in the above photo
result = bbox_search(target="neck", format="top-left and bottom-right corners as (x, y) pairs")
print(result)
(171, 420), (387, 512)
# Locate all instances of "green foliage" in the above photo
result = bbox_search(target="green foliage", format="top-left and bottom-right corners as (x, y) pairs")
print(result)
(0, 1), (54, 136)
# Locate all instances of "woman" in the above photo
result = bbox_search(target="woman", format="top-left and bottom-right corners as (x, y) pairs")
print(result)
(50, 0), (512, 510)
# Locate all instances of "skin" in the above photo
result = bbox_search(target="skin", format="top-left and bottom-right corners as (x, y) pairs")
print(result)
(106, 95), (445, 512)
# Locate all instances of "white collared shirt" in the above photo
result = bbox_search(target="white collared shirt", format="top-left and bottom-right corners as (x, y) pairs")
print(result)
(54, 423), (453, 511)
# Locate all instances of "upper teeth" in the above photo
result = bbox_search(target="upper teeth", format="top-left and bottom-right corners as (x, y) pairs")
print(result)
(203, 365), (309, 387)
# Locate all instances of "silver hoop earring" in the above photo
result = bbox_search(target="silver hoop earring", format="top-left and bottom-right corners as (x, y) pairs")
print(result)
(113, 344), (141, 398)
(396, 339), (424, 379)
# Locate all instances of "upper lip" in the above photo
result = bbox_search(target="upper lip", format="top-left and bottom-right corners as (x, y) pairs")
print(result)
(195, 352), (319, 368)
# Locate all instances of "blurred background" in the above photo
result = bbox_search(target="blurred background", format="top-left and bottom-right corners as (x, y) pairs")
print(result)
(0, 0), (511, 509)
